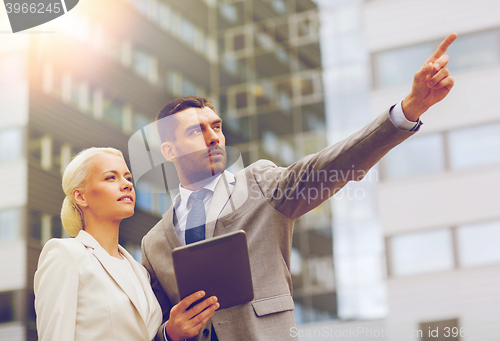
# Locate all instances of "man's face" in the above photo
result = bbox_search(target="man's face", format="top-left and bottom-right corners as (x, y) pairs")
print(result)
(161, 106), (227, 186)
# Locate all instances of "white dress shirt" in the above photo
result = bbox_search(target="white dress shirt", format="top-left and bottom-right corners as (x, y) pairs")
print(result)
(174, 174), (222, 245)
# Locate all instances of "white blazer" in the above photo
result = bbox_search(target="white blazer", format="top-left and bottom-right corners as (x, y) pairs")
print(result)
(34, 230), (162, 341)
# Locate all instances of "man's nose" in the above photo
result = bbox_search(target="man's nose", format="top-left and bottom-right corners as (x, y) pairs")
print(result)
(204, 128), (219, 146)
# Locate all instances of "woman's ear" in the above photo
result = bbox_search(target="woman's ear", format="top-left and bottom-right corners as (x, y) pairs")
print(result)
(73, 189), (88, 208)
(161, 142), (176, 162)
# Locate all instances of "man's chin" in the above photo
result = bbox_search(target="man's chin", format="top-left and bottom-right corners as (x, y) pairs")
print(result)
(210, 160), (227, 176)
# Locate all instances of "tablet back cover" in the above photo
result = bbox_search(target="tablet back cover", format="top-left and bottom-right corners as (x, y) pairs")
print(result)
(172, 230), (254, 310)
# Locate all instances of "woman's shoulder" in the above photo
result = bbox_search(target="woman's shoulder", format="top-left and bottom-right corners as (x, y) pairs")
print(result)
(39, 236), (86, 264)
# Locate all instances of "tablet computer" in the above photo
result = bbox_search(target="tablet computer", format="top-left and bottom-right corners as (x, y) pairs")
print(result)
(172, 230), (254, 310)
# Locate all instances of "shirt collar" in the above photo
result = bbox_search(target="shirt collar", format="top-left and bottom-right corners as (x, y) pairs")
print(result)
(178, 173), (222, 206)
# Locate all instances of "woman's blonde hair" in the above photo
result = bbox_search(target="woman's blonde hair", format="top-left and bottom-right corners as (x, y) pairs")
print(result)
(60, 147), (124, 237)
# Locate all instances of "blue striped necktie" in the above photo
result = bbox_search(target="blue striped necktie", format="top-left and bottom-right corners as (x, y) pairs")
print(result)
(185, 188), (211, 245)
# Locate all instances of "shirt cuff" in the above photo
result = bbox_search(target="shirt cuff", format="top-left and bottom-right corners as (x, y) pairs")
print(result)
(389, 100), (422, 132)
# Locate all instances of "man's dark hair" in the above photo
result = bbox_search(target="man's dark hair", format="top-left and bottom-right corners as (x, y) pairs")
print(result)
(156, 96), (217, 143)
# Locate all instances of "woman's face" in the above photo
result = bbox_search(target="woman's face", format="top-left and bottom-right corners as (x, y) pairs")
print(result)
(78, 153), (135, 222)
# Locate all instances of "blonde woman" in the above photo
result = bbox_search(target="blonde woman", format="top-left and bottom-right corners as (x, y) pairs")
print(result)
(34, 147), (162, 341)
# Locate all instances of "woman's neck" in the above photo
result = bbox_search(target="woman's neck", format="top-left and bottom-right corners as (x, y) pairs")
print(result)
(84, 217), (122, 259)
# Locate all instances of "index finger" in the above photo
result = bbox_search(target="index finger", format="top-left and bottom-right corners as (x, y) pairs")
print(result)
(178, 291), (206, 311)
(427, 33), (457, 62)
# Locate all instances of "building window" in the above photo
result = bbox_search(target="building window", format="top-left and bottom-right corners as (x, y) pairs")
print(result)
(219, 3), (238, 23)
(383, 133), (445, 180)
(290, 11), (318, 45)
(60, 143), (72, 175)
(42, 64), (53, 94)
(167, 71), (205, 97)
(448, 122), (500, 170)
(136, 181), (154, 213)
(61, 73), (72, 103)
(226, 26), (252, 57)
(41, 214), (52, 244)
(224, 116), (252, 145)
(308, 257), (335, 290)
(180, 18), (198, 47)
(373, 29), (500, 88)
(133, 113), (152, 132)
(92, 88), (104, 119)
(133, 50), (158, 83)
(76, 82), (90, 112)
(390, 228), (454, 277)
(457, 219), (500, 268)
(103, 99), (124, 129)
(167, 71), (182, 96)
(0, 127), (22, 162)
(0, 291), (14, 323)
(447, 30), (500, 72)
(0, 208), (21, 242)
(374, 43), (434, 88)
(40, 134), (53, 171)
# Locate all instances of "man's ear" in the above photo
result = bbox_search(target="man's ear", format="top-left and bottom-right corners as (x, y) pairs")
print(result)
(161, 142), (176, 162)
(73, 189), (88, 208)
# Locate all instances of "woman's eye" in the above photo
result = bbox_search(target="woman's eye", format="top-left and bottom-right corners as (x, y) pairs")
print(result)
(106, 176), (115, 180)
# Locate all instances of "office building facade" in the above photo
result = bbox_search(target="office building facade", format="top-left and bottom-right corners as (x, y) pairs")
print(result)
(0, 0), (332, 340)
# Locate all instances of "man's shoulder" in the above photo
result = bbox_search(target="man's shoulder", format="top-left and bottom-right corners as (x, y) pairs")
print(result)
(242, 159), (278, 174)
(142, 217), (167, 246)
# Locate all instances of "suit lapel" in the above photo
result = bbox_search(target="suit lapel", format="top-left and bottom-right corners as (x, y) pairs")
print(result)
(118, 245), (156, 328)
(163, 194), (183, 249)
(75, 231), (144, 327)
(206, 171), (236, 239)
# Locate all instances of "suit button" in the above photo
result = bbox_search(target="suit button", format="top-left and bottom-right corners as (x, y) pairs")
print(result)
(203, 328), (209, 337)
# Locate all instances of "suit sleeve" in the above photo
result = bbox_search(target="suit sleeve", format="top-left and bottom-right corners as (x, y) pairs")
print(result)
(141, 237), (171, 341)
(34, 239), (79, 341)
(252, 110), (416, 219)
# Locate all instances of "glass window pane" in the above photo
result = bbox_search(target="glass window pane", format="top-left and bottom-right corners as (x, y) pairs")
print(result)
(0, 208), (20, 242)
(457, 220), (500, 268)
(103, 101), (123, 128)
(391, 229), (454, 277)
(449, 122), (500, 170)
(136, 181), (153, 212)
(0, 128), (22, 162)
(384, 133), (445, 180)
(447, 30), (500, 72)
(376, 43), (434, 87)
(219, 4), (238, 23)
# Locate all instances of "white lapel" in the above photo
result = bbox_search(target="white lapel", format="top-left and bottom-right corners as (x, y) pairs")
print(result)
(205, 170), (236, 239)
(75, 231), (147, 328)
(118, 245), (158, 328)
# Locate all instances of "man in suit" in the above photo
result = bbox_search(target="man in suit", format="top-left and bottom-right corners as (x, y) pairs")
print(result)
(141, 34), (457, 341)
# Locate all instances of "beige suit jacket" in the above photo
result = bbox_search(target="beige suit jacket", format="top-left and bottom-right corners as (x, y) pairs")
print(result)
(34, 230), (162, 341)
(141, 111), (416, 341)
